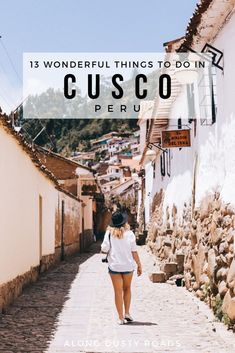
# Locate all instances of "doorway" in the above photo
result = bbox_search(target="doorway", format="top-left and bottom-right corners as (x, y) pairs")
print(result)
(39, 195), (43, 264)
(61, 200), (65, 261)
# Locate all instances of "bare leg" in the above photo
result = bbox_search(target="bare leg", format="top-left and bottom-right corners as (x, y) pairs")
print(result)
(122, 272), (133, 315)
(109, 274), (124, 319)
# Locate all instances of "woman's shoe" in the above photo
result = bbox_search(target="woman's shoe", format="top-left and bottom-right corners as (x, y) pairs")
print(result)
(124, 314), (134, 322)
(117, 318), (127, 325)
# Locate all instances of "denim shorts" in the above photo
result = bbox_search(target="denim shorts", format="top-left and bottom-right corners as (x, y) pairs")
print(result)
(108, 267), (134, 275)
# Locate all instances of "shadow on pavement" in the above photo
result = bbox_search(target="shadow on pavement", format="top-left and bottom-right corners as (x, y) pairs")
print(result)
(0, 241), (101, 353)
(128, 321), (158, 326)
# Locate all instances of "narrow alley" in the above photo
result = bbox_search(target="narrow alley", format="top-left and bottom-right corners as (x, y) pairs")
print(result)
(1, 243), (235, 353)
(3, 1), (235, 353)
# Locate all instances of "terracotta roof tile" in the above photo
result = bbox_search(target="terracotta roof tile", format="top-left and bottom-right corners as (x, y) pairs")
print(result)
(0, 115), (81, 202)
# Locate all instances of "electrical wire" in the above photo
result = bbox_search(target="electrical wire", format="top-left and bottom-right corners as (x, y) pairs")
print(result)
(0, 80), (17, 107)
(38, 119), (56, 149)
(0, 91), (12, 111)
(0, 36), (22, 84)
(0, 37), (54, 149)
(0, 61), (21, 110)
(0, 36), (23, 110)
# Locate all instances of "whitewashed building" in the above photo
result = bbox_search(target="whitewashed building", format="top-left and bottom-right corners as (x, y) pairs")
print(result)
(139, 0), (235, 322)
(0, 116), (95, 312)
(141, 0), (235, 229)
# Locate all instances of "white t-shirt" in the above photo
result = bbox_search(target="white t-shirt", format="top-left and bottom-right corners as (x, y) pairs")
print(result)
(101, 228), (138, 272)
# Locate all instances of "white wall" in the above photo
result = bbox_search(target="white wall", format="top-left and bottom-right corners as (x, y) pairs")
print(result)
(195, 11), (235, 207)
(82, 195), (93, 231)
(199, 11), (235, 205)
(150, 87), (195, 223)
(0, 127), (58, 284)
(138, 117), (154, 226)
(144, 161), (154, 226)
(139, 119), (147, 154)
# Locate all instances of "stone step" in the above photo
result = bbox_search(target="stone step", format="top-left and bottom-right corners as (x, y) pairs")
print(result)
(149, 271), (166, 283)
(176, 253), (185, 273)
(163, 262), (178, 279)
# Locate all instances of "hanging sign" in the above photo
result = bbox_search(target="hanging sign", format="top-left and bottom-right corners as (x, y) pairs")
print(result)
(161, 129), (191, 148)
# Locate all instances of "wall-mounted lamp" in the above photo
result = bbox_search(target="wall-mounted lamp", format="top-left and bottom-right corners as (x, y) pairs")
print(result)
(147, 142), (168, 154)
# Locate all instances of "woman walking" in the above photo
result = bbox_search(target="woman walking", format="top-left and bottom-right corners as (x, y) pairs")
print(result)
(101, 210), (142, 325)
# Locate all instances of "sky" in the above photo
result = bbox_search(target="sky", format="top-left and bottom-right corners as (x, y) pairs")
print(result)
(0, 0), (198, 113)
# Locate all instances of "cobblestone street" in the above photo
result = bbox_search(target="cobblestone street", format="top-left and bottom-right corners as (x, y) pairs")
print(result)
(1, 243), (235, 353)
(0, 248), (96, 353)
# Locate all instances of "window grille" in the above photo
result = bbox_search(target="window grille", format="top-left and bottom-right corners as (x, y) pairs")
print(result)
(198, 65), (217, 125)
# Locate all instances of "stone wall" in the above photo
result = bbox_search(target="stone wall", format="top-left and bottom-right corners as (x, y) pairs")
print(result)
(82, 229), (94, 251)
(95, 209), (111, 238)
(0, 253), (56, 313)
(55, 191), (81, 255)
(147, 189), (235, 325)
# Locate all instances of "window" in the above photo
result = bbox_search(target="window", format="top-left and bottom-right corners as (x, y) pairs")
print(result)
(146, 119), (150, 139)
(39, 195), (43, 262)
(167, 150), (171, 177)
(61, 200), (65, 261)
(178, 118), (182, 130)
(187, 83), (196, 123)
(160, 153), (166, 176)
(198, 64), (217, 125)
(153, 162), (156, 179)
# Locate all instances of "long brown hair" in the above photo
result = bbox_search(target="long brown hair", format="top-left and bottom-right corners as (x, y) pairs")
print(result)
(108, 222), (130, 239)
